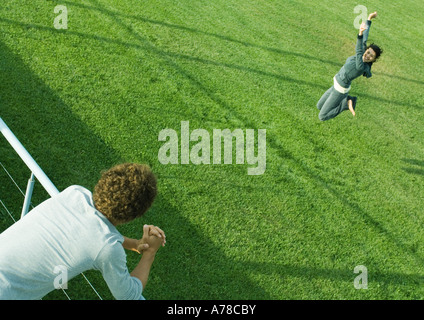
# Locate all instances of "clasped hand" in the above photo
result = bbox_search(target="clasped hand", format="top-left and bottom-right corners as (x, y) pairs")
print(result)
(136, 224), (166, 253)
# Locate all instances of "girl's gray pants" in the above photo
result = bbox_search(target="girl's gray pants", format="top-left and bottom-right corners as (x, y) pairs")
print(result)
(316, 86), (356, 121)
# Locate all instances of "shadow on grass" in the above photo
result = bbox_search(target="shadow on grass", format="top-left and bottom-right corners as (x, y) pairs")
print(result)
(63, 0), (424, 88)
(241, 261), (424, 288)
(401, 158), (424, 176)
(0, 39), (273, 299)
(0, 12), (422, 111)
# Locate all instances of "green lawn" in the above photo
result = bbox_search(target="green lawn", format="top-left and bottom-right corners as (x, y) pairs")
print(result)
(1, 0), (424, 299)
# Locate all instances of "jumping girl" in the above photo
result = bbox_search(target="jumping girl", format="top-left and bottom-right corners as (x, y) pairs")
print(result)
(316, 11), (382, 121)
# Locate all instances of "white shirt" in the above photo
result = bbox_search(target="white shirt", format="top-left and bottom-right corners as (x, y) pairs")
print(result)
(333, 76), (351, 94)
(0, 185), (143, 300)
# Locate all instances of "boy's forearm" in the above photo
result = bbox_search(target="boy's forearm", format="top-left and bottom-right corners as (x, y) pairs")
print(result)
(130, 251), (156, 289)
(122, 236), (139, 253)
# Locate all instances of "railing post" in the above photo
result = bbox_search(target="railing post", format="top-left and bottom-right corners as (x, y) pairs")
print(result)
(21, 172), (35, 218)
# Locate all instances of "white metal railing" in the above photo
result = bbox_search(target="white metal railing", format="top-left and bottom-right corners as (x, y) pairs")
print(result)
(0, 117), (59, 197)
(0, 116), (102, 299)
(1, 117), (59, 217)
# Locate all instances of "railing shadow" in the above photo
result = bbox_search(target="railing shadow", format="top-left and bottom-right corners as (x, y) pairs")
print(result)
(1, 14), (421, 112)
(62, 0), (424, 88)
(402, 158), (424, 176)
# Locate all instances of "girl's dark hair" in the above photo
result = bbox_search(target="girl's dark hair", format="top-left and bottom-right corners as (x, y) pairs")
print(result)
(367, 43), (383, 61)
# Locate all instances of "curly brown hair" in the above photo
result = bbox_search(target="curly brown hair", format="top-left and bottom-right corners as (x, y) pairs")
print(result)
(93, 163), (157, 225)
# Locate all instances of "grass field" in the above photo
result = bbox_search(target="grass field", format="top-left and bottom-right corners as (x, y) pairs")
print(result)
(1, 0), (424, 300)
